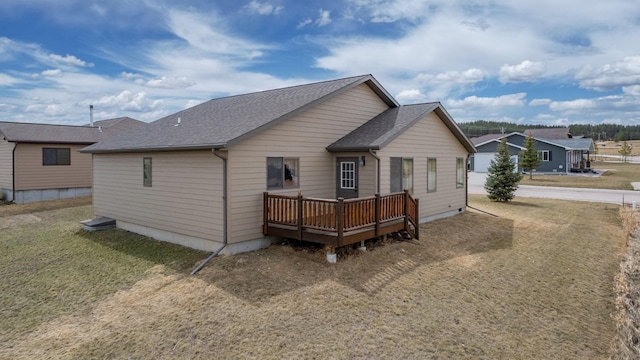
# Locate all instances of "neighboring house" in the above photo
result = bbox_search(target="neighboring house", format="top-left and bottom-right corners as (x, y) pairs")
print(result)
(470, 132), (595, 173)
(81, 74), (476, 255)
(0, 117), (145, 203)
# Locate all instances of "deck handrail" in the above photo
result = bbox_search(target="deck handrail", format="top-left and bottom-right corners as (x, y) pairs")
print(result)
(263, 190), (419, 242)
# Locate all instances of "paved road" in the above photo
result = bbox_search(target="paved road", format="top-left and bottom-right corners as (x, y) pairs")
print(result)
(468, 172), (640, 206)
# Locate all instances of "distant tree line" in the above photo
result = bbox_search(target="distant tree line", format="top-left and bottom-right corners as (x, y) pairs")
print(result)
(459, 120), (640, 140)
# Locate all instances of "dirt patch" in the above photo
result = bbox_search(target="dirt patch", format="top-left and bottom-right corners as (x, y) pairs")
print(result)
(0, 214), (41, 230)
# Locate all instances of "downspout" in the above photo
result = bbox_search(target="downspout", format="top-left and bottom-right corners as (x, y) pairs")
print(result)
(11, 142), (16, 203)
(465, 154), (470, 208)
(369, 149), (380, 194)
(190, 148), (228, 275)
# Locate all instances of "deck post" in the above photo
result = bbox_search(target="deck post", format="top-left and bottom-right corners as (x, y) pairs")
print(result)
(337, 197), (344, 247)
(403, 190), (409, 231)
(297, 192), (303, 240)
(263, 192), (269, 235)
(374, 193), (381, 237)
(414, 198), (419, 240)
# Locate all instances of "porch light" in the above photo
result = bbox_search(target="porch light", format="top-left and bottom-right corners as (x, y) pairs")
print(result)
(360, 156), (366, 166)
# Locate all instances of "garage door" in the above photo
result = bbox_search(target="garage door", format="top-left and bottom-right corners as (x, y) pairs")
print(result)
(474, 153), (495, 173)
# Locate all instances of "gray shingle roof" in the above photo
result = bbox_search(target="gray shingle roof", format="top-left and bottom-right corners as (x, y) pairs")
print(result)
(0, 122), (101, 144)
(0, 117), (146, 144)
(82, 75), (398, 153)
(542, 138), (594, 151)
(327, 102), (476, 153)
(471, 133), (503, 146)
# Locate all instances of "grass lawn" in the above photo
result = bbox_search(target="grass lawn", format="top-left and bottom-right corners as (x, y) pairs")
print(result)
(519, 161), (640, 190)
(0, 195), (627, 359)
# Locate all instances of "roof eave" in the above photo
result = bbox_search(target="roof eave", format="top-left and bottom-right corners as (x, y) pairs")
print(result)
(81, 143), (226, 154)
(326, 145), (381, 152)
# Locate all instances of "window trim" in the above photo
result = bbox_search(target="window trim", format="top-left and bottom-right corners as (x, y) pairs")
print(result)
(427, 158), (437, 193)
(538, 150), (550, 162)
(143, 157), (152, 187)
(266, 157), (300, 190)
(42, 147), (71, 166)
(456, 157), (465, 188)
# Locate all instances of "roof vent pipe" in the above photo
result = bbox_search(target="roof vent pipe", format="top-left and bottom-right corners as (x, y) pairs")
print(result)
(90, 105), (94, 127)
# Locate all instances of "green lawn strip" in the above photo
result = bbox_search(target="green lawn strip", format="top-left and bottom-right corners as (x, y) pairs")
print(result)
(519, 162), (640, 190)
(0, 205), (206, 341)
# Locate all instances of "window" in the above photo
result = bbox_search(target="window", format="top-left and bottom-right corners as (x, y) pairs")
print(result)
(427, 158), (437, 193)
(340, 161), (356, 189)
(538, 150), (550, 162)
(390, 157), (413, 194)
(456, 158), (464, 188)
(143, 157), (152, 187)
(267, 157), (299, 189)
(42, 148), (70, 166)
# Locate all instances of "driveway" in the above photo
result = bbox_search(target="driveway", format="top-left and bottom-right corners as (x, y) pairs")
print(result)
(468, 172), (640, 206)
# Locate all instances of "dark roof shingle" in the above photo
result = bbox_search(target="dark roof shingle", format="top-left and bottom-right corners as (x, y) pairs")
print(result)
(82, 75), (396, 153)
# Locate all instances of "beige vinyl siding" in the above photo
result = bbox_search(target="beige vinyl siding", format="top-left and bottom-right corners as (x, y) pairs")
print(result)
(0, 138), (14, 189)
(93, 151), (224, 243)
(227, 83), (390, 243)
(14, 143), (92, 190)
(378, 111), (469, 219)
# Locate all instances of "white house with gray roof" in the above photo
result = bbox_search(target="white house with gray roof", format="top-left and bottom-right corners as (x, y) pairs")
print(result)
(82, 75), (476, 255)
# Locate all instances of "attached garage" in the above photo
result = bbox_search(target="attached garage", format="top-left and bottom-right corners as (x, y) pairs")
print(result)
(473, 153), (495, 173)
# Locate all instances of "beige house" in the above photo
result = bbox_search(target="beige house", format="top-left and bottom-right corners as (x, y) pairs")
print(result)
(0, 117), (145, 203)
(82, 75), (476, 255)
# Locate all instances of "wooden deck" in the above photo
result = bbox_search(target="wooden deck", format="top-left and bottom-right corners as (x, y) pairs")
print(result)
(263, 191), (419, 248)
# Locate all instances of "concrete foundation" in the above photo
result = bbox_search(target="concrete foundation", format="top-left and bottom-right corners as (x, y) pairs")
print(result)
(116, 220), (274, 255)
(11, 187), (92, 204)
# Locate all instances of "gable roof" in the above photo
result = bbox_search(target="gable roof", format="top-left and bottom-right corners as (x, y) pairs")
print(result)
(327, 102), (475, 153)
(524, 127), (571, 139)
(471, 133), (504, 146)
(0, 117), (146, 145)
(0, 121), (101, 144)
(82, 75), (399, 153)
(474, 132), (594, 152)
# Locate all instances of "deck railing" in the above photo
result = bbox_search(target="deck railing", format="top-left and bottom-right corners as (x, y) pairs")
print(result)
(263, 191), (419, 247)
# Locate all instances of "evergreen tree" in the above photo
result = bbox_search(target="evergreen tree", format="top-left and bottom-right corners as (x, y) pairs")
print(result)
(485, 138), (523, 201)
(618, 141), (633, 163)
(520, 133), (540, 179)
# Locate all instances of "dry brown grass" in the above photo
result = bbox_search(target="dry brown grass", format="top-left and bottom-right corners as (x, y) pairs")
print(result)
(612, 209), (640, 359)
(0, 195), (627, 359)
(596, 140), (640, 156)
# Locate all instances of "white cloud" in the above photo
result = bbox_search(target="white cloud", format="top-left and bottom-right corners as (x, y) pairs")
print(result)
(576, 56), (640, 90)
(184, 99), (202, 109)
(166, 9), (270, 58)
(549, 99), (597, 111)
(446, 93), (527, 109)
(49, 53), (93, 67)
(499, 60), (545, 83)
(93, 90), (162, 112)
(316, 9), (332, 26)
(297, 18), (312, 29)
(529, 98), (552, 106)
(348, 0), (436, 23)
(623, 85), (640, 96)
(135, 75), (196, 89)
(245, 1), (283, 15)
(396, 89), (426, 103)
(41, 69), (62, 77)
(0, 73), (20, 85)
(25, 103), (65, 116)
(416, 68), (484, 84)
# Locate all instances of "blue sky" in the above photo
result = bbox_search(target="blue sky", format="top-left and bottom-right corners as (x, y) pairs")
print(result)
(2, 0), (640, 126)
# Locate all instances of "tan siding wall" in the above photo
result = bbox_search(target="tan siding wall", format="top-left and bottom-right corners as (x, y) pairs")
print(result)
(378, 112), (469, 219)
(14, 143), (92, 190)
(227, 83), (390, 243)
(0, 138), (14, 189)
(93, 151), (224, 243)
